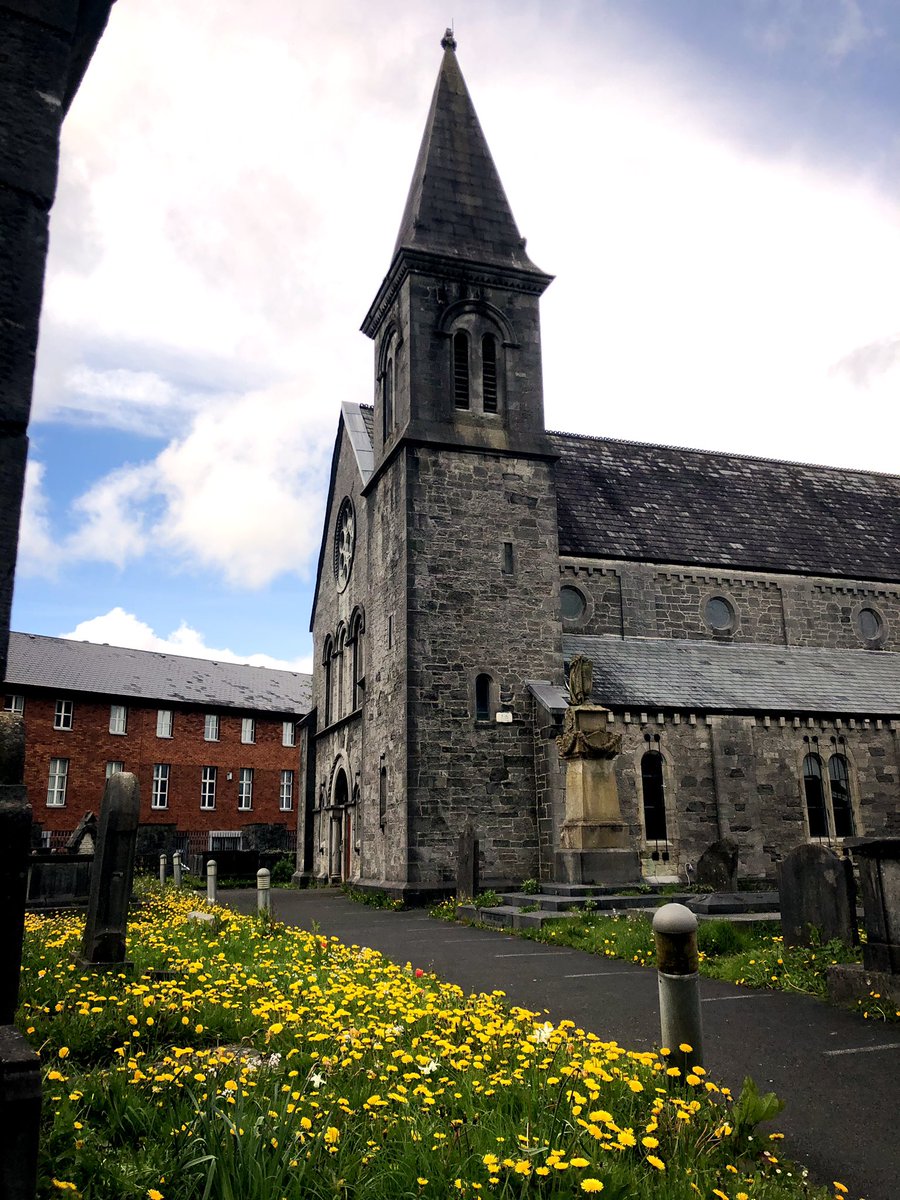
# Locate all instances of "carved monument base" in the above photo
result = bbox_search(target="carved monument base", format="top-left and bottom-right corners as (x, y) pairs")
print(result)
(554, 847), (642, 887)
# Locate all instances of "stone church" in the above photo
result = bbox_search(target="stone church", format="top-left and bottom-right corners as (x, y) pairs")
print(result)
(299, 32), (900, 895)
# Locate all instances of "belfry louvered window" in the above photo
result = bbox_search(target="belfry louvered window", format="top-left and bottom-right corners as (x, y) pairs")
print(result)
(383, 354), (394, 440)
(453, 331), (470, 408)
(482, 334), (498, 412)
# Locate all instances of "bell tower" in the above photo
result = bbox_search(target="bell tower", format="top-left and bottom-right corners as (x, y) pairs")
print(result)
(362, 29), (554, 469)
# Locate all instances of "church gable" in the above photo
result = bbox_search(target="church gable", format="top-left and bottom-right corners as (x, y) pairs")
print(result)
(552, 432), (900, 582)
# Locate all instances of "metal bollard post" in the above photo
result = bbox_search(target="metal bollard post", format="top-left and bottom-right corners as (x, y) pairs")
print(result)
(207, 859), (218, 905)
(257, 867), (271, 913)
(652, 902), (704, 1077)
(173, 851), (182, 888)
(159, 852), (167, 888)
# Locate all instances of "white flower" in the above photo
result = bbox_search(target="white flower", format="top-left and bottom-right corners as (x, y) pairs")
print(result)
(310, 1072), (326, 1089)
(266, 1053), (282, 1067)
(420, 1059), (439, 1075)
(531, 1022), (555, 1045)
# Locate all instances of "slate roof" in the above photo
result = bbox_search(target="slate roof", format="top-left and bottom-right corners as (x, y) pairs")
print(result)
(562, 634), (900, 715)
(4, 633), (311, 714)
(551, 432), (900, 582)
(392, 35), (543, 274)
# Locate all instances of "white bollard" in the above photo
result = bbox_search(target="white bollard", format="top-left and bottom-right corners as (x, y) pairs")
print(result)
(173, 851), (182, 888)
(159, 852), (167, 888)
(652, 902), (704, 1077)
(207, 859), (218, 905)
(257, 867), (271, 913)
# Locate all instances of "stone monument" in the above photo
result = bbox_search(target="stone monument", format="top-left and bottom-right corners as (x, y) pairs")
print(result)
(777, 843), (857, 949)
(79, 772), (141, 970)
(828, 837), (900, 1011)
(555, 655), (640, 885)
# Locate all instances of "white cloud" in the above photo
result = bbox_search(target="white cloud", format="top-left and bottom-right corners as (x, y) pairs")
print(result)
(61, 607), (312, 673)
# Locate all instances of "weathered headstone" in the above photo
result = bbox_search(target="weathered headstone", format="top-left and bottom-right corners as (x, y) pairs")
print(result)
(79, 772), (141, 969)
(0, 711), (42, 1200)
(777, 843), (857, 948)
(65, 812), (97, 855)
(695, 837), (739, 892)
(847, 837), (900, 973)
(457, 822), (479, 901)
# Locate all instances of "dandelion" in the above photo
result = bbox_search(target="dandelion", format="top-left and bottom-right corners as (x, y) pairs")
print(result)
(58, 1046), (69, 1059)
(148, 1191), (164, 1200)
(581, 1181), (604, 1193)
(647, 1155), (665, 1171)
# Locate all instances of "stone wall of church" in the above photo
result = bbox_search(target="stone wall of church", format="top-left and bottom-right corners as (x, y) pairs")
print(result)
(405, 445), (564, 885)
(560, 559), (899, 652)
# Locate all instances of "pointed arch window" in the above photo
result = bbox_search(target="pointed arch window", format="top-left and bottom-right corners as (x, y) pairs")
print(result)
(322, 637), (334, 727)
(350, 609), (365, 711)
(335, 625), (347, 722)
(383, 354), (394, 441)
(482, 334), (498, 413)
(475, 673), (492, 722)
(640, 751), (668, 842)
(803, 753), (828, 838)
(453, 331), (470, 409)
(828, 754), (855, 838)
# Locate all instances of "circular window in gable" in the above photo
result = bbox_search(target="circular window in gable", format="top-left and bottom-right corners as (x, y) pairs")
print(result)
(704, 595), (735, 633)
(333, 497), (355, 592)
(560, 585), (586, 622)
(857, 606), (884, 642)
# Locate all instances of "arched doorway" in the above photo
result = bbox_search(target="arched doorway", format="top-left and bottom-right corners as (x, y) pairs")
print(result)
(330, 769), (349, 880)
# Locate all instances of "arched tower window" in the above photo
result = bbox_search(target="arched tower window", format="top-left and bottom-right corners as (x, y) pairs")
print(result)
(322, 637), (334, 727)
(350, 609), (365, 711)
(482, 334), (498, 413)
(453, 331), (470, 409)
(828, 754), (855, 838)
(475, 673), (492, 721)
(383, 354), (394, 441)
(640, 751), (667, 842)
(803, 753), (828, 838)
(335, 625), (347, 721)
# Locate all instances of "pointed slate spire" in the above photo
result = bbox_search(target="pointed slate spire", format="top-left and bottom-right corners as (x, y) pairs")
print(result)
(392, 30), (541, 273)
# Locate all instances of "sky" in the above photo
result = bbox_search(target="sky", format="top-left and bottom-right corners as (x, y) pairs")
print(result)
(11, 0), (900, 673)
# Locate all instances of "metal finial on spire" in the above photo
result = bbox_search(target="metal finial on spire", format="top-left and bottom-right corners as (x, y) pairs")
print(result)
(441, 26), (457, 51)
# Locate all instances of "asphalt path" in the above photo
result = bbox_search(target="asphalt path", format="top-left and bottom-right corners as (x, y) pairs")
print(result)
(224, 888), (900, 1200)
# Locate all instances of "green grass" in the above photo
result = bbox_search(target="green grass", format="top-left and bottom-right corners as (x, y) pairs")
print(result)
(16, 890), (845, 1200)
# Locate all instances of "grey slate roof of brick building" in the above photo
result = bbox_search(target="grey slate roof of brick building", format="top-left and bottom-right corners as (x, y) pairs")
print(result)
(562, 634), (900, 715)
(4, 632), (312, 714)
(391, 35), (543, 274)
(551, 432), (900, 582)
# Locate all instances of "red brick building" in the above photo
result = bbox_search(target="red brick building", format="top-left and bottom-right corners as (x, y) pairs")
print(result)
(3, 632), (311, 854)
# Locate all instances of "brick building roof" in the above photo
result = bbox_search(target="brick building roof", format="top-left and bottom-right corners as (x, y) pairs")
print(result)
(4, 633), (311, 714)
(551, 432), (900, 582)
(391, 32), (542, 274)
(562, 634), (900, 715)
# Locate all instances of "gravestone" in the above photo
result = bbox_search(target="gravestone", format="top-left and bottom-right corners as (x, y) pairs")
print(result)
(0, 711), (42, 1200)
(66, 812), (98, 855)
(457, 822), (479, 901)
(847, 837), (900, 973)
(79, 772), (141, 969)
(777, 843), (857, 949)
(695, 837), (739, 892)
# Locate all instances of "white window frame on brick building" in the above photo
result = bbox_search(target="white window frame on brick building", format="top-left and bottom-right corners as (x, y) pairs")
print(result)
(241, 717), (256, 744)
(106, 760), (124, 779)
(282, 720), (295, 747)
(156, 709), (173, 738)
(280, 769), (294, 811)
(238, 767), (254, 810)
(54, 698), (73, 730)
(204, 713), (219, 741)
(47, 757), (68, 806)
(5, 694), (24, 715)
(151, 763), (170, 809)
(109, 704), (127, 735)
(201, 765), (217, 810)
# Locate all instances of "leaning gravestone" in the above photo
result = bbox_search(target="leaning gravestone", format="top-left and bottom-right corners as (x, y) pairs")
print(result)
(65, 811), (98, 855)
(778, 843), (857, 949)
(0, 711), (42, 1200)
(695, 837), (739, 892)
(79, 772), (141, 969)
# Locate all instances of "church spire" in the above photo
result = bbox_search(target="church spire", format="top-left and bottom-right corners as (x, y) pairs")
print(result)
(391, 30), (542, 274)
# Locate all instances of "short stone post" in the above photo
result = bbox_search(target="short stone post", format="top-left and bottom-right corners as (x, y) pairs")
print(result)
(173, 850), (183, 888)
(653, 902), (704, 1076)
(207, 859), (218, 905)
(79, 773), (140, 969)
(0, 712), (42, 1200)
(159, 853), (167, 888)
(457, 822), (479, 901)
(257, 867), (271, 913)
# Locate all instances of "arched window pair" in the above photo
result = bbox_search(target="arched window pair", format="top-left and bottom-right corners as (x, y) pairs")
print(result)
(802, 753), (854, 839)
(321, 609), (365, 728)
(453, 331), (500, 414)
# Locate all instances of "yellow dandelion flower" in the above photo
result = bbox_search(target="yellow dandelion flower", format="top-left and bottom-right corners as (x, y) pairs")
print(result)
(581, 1181), (604, 1193)
(833, 1185), (848, 1195)
(58, 1047), (70, 1059)
(647, 1155), (665, 1171)
(148, 1191), (164, 1200)
(570, 1157), (590, 1168)
(641, 1136), (659, 1149)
